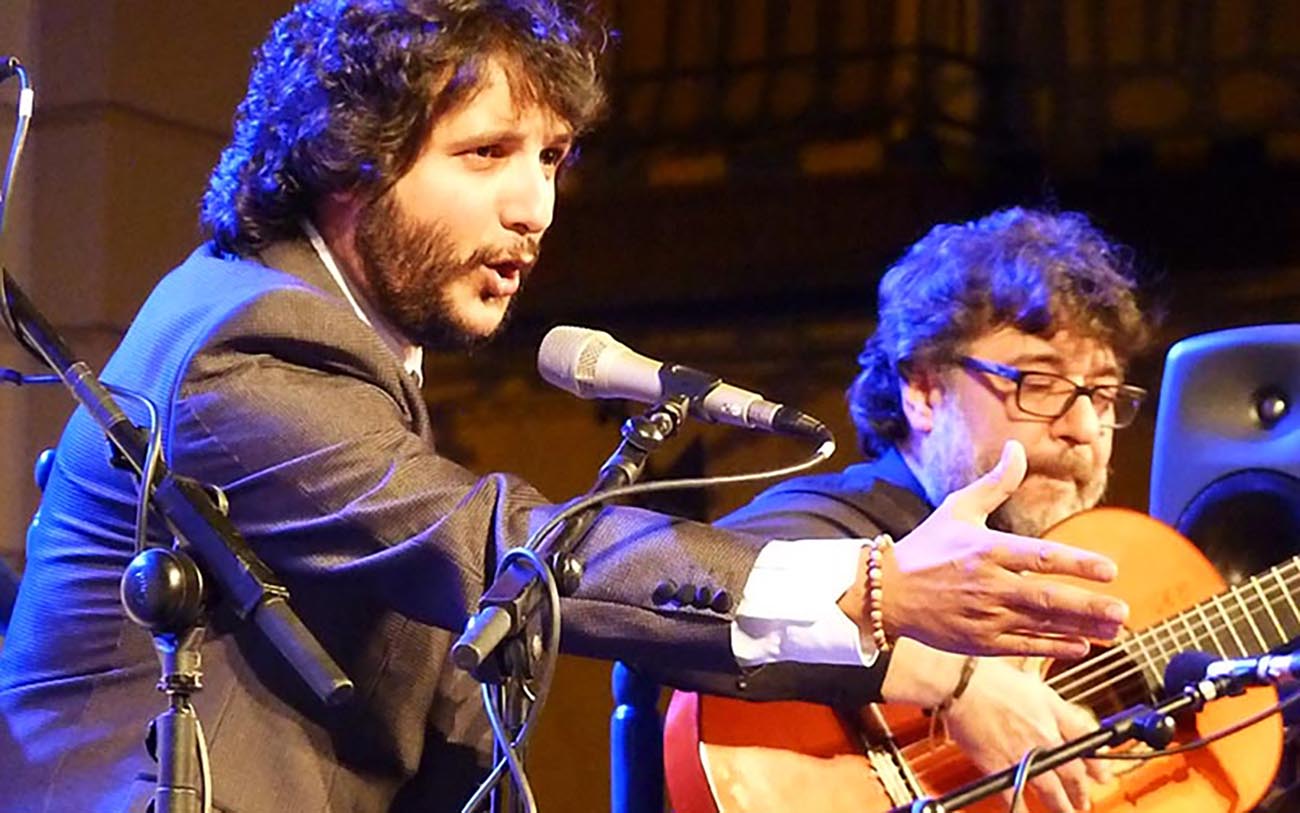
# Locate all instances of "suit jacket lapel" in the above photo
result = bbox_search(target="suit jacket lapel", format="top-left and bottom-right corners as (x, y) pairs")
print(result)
(252, 238), (434, 442)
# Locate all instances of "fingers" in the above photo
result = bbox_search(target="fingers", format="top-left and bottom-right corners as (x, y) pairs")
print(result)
(1024, 702), (1095, 813)
(1030, 766), (1079, 813)
(1003, 611), (1122, 644)
(1056, 701), (1114, 787)
(989, 633), (1092, 660)
(988, 533), (1120, 583)
(944, 439), (1027, 522)
(1048, 752), (1092, 812)
(1004, 580), (1129, 639)
(1084, 754), (1113, 787)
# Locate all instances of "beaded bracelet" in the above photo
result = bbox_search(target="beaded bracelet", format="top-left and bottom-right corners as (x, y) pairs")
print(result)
(865, 533), (894, 652)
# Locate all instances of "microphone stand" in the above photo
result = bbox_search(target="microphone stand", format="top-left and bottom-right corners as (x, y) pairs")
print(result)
(894, 673), (1247, 813)
(454, 395), (691, 812)
(2, 269), (353, 812)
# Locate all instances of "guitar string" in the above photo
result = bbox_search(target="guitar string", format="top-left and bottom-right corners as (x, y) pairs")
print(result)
(984, 554), (1300, 702)
(715, 548), (1300, 775)
(893, 555), (1300, 766)
(897, 584), (1298, 770)
(1050, 553), (1300, 692)
(1053, 555), (1300, 706)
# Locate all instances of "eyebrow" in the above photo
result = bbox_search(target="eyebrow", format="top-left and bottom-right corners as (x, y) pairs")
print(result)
(1007, 351), (1121, 379)
(445, 126), (574, 151)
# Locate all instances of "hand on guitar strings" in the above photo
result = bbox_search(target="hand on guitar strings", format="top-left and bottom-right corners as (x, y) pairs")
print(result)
(844, 439), (1130, 659)
(883, 642), (1108, 813)
(947, 656), (1108, 813)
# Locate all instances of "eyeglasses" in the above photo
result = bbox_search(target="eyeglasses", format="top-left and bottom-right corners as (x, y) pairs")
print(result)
(958, 355), (1147, 429)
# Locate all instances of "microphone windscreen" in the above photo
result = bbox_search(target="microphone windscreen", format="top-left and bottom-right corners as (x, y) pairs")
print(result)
(536, 326), (663, 402)
(537, 326), (609, 397)
(1164, 650), (1216, 695)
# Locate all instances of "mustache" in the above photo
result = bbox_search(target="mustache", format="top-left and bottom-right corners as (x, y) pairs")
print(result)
(976, 446), (1095, 482)
(1025, 451), (1100, 484)
(469, 239), (542, 272)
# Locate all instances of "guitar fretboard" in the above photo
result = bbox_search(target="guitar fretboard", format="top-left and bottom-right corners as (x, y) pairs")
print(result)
(1049, 555), (1300, 713)
(1125, 554), (1300, 685)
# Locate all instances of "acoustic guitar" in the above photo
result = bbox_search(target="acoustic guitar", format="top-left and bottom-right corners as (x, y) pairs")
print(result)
(664, 508), (1290, 812)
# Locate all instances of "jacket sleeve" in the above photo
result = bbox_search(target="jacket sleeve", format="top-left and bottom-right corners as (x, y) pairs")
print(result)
(168, 285), (877, 699)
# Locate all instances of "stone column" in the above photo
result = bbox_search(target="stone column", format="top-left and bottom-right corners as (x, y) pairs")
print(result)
(0, 0), (289, 577)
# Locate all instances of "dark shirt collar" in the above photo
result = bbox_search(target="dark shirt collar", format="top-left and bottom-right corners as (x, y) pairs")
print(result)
(842, 446), (931, 509)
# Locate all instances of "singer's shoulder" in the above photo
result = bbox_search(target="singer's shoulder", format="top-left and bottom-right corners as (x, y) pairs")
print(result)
(131, 241), (355, 357)
(146, 241), (337, 318)
(163, 240), (332, 296)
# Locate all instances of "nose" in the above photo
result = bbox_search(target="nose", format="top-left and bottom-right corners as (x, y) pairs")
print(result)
(500, 158), (554, 236)
(1053, 392), (1103, 444)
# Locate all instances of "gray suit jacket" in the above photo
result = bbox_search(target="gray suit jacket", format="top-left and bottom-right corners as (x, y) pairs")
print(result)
(0, 240), (880, 813)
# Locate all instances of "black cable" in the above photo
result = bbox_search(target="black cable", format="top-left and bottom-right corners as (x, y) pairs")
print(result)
(0, 59), (41, 362)
(0, 368), (165, 555)
(1007, 747), (1040, 813)
(461, 547), (560, 813)
(524, 435), (835, 554)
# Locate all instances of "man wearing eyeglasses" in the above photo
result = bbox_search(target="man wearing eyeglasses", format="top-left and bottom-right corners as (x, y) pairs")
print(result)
(716, 207), (1151, 813)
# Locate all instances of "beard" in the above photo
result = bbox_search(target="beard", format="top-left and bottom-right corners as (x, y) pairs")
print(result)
(916, 403), (1109, 536)
(353, 189), (534, 352)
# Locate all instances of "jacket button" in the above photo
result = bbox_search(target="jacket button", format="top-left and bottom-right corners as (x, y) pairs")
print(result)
(674, 583), (696, 606)
(711, 590), (732, 614)
(693, 585), (714, 609)
(652, 581), (677, 605)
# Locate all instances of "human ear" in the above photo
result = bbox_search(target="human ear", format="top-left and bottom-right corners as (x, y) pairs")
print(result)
(899, 366), (944, 435)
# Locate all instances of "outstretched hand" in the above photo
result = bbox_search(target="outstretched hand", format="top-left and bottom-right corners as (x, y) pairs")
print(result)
(849, 440), (1129, 659)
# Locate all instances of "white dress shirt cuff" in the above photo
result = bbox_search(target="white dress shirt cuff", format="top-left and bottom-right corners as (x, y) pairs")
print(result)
(730, 538), (878, 668)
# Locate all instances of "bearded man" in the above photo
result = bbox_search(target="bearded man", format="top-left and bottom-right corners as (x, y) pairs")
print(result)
(719, 207), (1151, 813)
(0, 5), (1130, 812)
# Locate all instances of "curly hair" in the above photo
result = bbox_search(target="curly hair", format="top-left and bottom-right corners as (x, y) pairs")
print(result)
(201, 0), (608, 256)
(848, 207), (1151, 459)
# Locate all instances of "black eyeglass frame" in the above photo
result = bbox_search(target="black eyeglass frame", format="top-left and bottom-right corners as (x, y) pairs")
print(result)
(957, 355), (1148, 429)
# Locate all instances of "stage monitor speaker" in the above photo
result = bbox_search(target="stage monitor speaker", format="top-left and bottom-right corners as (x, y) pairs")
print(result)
(1149, 324), (1300, 583)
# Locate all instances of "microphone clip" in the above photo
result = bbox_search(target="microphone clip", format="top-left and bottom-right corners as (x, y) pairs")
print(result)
(598, 394), (690, 488)
(657, 364), (723, 423)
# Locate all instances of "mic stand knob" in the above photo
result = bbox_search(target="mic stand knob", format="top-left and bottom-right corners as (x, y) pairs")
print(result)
(551, 552), (584, 596)
(1130, 709), (1177, 750)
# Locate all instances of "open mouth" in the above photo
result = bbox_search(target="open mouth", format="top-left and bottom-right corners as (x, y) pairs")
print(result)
(483, 260), (524, 297)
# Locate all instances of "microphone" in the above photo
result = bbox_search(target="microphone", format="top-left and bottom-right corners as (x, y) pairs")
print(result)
(1165, 650), (1300, 693)
(537, 325), (832, 440)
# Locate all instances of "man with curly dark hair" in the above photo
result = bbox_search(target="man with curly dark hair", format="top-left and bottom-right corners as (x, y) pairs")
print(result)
(716, 207), (1151, 813)
(0, 4), (1132, 811)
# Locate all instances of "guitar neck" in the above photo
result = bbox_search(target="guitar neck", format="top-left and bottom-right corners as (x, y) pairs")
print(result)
(1121, 554), (1300, 689)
